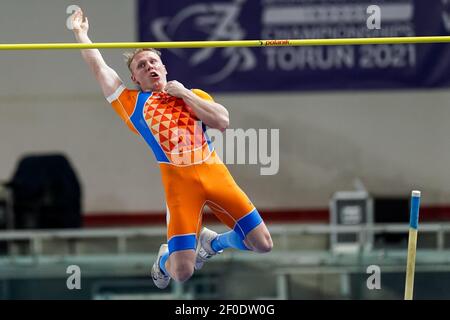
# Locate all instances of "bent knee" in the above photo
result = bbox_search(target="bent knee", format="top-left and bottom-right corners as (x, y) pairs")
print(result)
(255, 241), (273, 253)
(251, 235), (273, 253)
(171, 263), (194, 282)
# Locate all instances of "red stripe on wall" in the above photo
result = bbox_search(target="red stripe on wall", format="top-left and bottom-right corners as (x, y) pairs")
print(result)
(83, 206), (450, 227)
(421, 206), (450, 221)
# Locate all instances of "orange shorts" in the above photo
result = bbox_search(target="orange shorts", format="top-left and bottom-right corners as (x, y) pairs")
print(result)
(160, 151), (263, 254)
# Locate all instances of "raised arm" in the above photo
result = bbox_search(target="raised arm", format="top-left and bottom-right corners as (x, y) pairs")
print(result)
(71, 9), (123, 98)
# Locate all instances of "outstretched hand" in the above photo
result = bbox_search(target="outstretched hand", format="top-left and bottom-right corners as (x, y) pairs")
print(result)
(71, 8), (89, 35)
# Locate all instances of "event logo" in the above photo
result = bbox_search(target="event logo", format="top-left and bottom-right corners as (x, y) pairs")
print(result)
(442, 0), (450, 33)
(150, 0), (256, 84)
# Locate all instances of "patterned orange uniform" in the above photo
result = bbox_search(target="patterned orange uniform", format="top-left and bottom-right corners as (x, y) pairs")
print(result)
(107, 85), (262, 253)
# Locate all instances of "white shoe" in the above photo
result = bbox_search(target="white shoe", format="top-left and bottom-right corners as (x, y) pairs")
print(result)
(195, 227), (222, 270)
(151, 244), (170, 289)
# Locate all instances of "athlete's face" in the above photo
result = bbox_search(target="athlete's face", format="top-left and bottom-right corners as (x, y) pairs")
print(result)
(130, 51), (168, 92)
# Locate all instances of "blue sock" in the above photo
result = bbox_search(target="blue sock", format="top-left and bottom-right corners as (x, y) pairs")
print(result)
(159, 251), (170, 276)
(211, 230), (249, 252)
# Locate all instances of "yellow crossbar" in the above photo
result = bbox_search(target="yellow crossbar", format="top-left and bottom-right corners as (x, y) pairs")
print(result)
(1, 36), (450, 50)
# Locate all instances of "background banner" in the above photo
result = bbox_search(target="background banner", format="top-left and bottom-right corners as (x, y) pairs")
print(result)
(138, 0), (450, 92)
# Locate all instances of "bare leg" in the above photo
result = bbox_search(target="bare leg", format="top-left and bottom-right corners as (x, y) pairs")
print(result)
(243, 222), (273, 253)
(165, 249), (196, 282)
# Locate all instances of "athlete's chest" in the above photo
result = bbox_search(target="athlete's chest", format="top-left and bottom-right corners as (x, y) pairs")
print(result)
(141, 93), (204, 152)
(142, 93), (198, 126)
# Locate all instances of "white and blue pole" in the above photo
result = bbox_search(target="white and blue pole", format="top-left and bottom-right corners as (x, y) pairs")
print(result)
(404, 190), (421, 300)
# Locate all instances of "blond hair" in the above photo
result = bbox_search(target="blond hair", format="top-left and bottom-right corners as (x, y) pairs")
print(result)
(123, 48), (162, 72)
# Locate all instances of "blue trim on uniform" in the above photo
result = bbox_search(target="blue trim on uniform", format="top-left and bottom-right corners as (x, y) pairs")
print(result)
(211, 230), (249, 252)
(233, 209), (263, 240)
(130, 92), (169, 163)
(159, 251), (170, 276)
(168, 234), (197, 253)
(410, 194), (421, 230)
(202, 123), (214, 152)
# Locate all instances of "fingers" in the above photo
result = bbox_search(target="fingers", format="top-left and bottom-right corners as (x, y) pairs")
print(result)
(165, 82), (176, 90)
(163, 84), (170, 92)
(164, 83), (174, 94)
(164, 81), (187, 98)
(72, 9), (88, 29)
(165, 80), (179, 88)
(74, 8), (82, 17)
(72, 9), (81, 23)
(73, 8), (86, 22)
